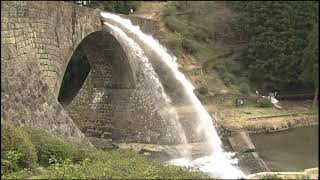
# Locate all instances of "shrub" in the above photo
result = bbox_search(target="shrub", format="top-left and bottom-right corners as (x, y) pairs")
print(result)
(213, 62), (240, 86)
(22, 126), (93, 165)
(164, 16), (190, 36)
(193, 30), (208, 42)
(197, 85), (208, 95)
(1, 151), (22, 174)
(1, 123), (37, 173)
(221, 71), (236, 86)
(239, 82), (250, 95)
(162, 5), (176, 17)
(27, 130), (76, 165)
(257, 98), (273, 108)
(163, 32), (183, 54)
(71, 145), (93, 163)
(182, 38), (201, 54)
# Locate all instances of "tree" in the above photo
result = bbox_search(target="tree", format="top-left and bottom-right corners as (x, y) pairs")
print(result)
(301, 18), (318, 108)
(229, 1), (317, 92)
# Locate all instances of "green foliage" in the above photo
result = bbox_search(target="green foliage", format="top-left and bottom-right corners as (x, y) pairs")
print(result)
(295, 174), (311, 179)
(163, 16), (190, 37)
(257, 98), (273, 108)
(1, 123), (37, 173)
(88, 1), (141, 15)
(239, 82), (250, 95)
(193, 30), (209, 43)
(1, 169), (32, 179)
(300, 18), (319, 88)
(229, 1), (318, 91)
(162, 4), (177, 17)
(259, 174), (283, 179)
(163, 32), (183, 54)
(182, 38), (201, 54)
(34, 136), (74, 165)
(26, 129), (87, 165)
(1, 151), (22, 174)
(197, 85), (208, 95)
(36, 150), (209, 179)
(161, 2), (216, 68)
(1, 124), (209, 179)
(162, 4), (209, 54)
(214, 61), (237, 86)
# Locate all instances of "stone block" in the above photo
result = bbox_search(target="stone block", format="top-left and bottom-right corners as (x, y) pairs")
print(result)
(228, 131), (256, 153)
(237, 152), (269, 174)
(87, 137), (118, 150)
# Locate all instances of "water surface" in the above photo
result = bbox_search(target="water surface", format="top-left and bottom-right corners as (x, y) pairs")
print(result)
(250, 126), (318, 171)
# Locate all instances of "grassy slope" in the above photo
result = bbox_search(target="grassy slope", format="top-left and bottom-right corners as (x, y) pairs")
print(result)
(1, 123), (209, 179)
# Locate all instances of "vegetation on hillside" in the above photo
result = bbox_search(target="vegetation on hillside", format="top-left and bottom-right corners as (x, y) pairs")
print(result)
(67, 1), (142, 15)
(89, 1), (141, 14)
(228, 1), (318, 92)
(1, 122), (210, 179)
(160, 1), (318, 104)
(161, 2), (252, 95)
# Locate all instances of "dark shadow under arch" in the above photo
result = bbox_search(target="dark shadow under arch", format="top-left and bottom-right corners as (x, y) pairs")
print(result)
(58, 44), (91, 106)
(58, 30), (136, 106)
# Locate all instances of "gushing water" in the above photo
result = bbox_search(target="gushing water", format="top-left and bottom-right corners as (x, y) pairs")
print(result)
(104, 21), (190, 158)
(101, 12), (244, 179)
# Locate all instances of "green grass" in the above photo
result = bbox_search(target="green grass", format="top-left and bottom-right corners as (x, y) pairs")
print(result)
(1, 123), (210, 179)
(34, 150), (209, 179)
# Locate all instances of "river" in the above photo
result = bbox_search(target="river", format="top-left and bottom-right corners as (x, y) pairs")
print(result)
(250, 125), (318, 172)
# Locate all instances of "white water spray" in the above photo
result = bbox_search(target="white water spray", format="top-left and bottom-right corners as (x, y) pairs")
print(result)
(104, 21), (190, 158)
(101, 12), (244, 179)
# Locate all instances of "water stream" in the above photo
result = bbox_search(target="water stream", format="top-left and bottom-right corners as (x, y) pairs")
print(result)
(101, 12), (244, 179)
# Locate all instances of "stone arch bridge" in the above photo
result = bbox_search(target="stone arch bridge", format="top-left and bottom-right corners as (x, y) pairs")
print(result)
(1, 1), (174, 148)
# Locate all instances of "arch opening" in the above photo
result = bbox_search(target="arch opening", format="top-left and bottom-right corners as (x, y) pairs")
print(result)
(57, 30), (137, 146)
(58, 44), (91, 106)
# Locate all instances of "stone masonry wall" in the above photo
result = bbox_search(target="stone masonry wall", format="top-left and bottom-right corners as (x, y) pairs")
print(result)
(1, 1), (162, 144)
(64, 29), (174, 145)
(1, 1), (103, 142)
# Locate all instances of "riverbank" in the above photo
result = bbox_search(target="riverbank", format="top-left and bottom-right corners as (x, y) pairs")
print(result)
(202, 98), (318, 136)
(246, 167), (318, 179)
